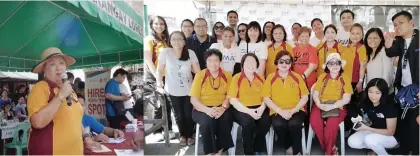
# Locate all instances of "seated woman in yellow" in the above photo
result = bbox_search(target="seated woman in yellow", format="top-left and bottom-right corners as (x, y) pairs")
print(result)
(309, 53), (353, 155)
(261, 50), (309, 155)
(190, 49), (233, 155)
(228, 53), (270, 155)
(315, 24), (345, 77)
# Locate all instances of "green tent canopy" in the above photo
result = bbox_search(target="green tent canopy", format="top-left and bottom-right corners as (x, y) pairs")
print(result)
(0, 1), (144, 72)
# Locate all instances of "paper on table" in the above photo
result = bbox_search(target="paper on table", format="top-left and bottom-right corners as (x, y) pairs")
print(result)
(114, 149), (144, 156)
(108, 138), (126, 144)
(87, 145), (111, 153)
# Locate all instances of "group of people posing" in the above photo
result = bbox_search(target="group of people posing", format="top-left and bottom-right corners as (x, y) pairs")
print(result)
(144, 9), (419, 156)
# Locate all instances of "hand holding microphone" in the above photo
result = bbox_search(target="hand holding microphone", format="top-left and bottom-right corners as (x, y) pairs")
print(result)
(60, 72), (74, 106)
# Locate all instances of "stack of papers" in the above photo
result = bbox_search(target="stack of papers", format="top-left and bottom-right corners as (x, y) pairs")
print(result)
(87, 145), (112, 153)
(107, 138), (125, 144)
(114, 149), (144, 156)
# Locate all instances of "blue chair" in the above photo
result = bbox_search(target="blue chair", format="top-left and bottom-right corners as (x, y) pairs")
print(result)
(4, 121), (30, 155)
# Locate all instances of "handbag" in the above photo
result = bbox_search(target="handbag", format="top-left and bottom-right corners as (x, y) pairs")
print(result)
(321, 100), (340, 118)
(395, 84), (419, 119)
(319, 76), (345, 118)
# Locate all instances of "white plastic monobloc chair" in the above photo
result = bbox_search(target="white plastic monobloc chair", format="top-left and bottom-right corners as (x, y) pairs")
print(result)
(267, 124), (306, 155)
(306, 85), (345, 156)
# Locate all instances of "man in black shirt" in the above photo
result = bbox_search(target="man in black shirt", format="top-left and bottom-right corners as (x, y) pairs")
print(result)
(186, 18), (217, 69)
(384, 11), (419, 155)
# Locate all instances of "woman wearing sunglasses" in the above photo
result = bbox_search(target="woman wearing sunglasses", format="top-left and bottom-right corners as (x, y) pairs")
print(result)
(236, 23), (248, 46)
(293, 27), (318, 88)
(262, 50), (309, 155)
(310, 53), (353, 155)
(212, 22), (225, 43)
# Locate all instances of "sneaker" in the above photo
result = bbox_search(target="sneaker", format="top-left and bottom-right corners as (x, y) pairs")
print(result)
(332, 146), (339, 156)
(286, 147), (293, 155)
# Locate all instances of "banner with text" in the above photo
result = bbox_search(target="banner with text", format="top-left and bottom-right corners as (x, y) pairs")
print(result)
(85, 69), (111, 125)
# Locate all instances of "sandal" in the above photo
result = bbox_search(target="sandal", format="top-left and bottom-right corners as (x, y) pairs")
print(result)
(332, 146), (339, 156)
(187, 138), (195, 145)
(367, 150), (377, 156)
(179, 137), (187, 146)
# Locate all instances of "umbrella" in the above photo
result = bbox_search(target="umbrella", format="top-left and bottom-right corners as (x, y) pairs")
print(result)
(0, 1), (144, 72)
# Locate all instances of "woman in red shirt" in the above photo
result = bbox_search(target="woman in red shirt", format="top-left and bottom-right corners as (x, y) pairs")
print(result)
(292, 27), (319, 89)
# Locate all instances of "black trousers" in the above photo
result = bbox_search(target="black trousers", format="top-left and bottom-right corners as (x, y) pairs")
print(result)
(345, 82), (360, 131)
(393, 108), (419, 155)
(106, 115), (128, 129)
(169, 95), (194, 138)
(271, 111), (306, 155)
(233, 106), (271, 155)
(192, 107), (234, 154)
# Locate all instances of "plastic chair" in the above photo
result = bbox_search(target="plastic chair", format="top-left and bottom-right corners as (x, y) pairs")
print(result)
(229, 122), (270, 156)
(306, 122), (345, 156)
(4, 121), (30, 155)
(194, 123), (237, 156)
(307, 85), (345, 155)
(267, 124), (306, 155)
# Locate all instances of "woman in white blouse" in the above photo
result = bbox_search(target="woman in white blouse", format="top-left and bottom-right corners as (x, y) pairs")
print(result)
(209, 27), (241, 75)
(238, 21), (268, 75)
(364, 28), (394, 94)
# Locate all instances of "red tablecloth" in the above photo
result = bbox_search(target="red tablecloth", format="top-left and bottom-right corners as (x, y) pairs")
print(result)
(84, 132), (135, 155)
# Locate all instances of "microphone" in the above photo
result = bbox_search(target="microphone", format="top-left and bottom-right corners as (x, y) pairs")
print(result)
(61, 72), (72, 106)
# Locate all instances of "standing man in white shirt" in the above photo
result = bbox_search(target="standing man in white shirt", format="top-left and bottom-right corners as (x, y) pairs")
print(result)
(227, 10), (239, 42)
(310, 18), (325, 47)
(384, 11), (419, 155)
(336, 10), (355, 46)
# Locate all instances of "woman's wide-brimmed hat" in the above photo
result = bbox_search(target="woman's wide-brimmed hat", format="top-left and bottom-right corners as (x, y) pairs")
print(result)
(32, 47), (75, 73)
(322, 53), (346, 69)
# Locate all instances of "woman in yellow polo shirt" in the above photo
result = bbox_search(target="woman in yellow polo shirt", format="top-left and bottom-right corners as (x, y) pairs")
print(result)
(266, 24), (294, 77)
(342, 23), (367, 93)
(27, 47), (85, 155)
(190, 49), (234, 155)
(309, 53), (353, 155)
(144, 16), (174, 137)
(261, 50), (309, 155)
(315, 24), (345, 77)
(228, 53), (270, 155)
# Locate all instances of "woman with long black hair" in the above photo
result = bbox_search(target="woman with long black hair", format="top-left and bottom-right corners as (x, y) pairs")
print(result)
(347, 78), (398, 155)
(143, 16), (175, 139)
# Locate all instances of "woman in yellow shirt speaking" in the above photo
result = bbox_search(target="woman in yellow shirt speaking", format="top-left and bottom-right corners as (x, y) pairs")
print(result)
(228, 53), (270, 155)
(261, 50), (309, 155)
(190, 49), (234, 155)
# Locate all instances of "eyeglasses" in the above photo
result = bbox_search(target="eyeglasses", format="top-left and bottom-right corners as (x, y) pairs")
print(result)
(170, 38), (184, 42)
(195, 25), (207, 29)
(214, 26), (225, 30)
(327, 61), (342, 66)
(278, 59), (292, 64)
(238, 29), (246, 33)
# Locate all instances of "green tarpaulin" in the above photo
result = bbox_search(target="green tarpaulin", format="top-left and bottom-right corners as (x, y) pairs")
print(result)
(0, 1), (144, 72)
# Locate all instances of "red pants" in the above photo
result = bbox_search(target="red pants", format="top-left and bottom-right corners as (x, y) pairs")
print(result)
(309, 106), (346, 155)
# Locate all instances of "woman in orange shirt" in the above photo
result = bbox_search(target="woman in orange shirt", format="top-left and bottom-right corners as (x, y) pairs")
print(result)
(266, 24), (294, 77)
(292, 27), (318, 88)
